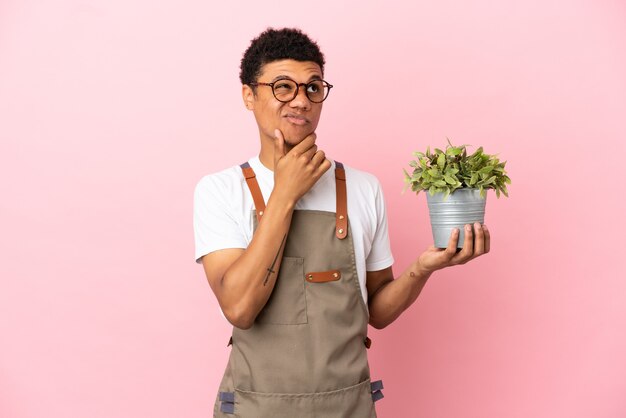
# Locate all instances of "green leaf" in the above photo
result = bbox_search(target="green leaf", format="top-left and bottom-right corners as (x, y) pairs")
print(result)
(446, 147), (462, 156)
(470, 173), (479, 186)
(482, 175), (496, 185)
(437, 153), (446, 169)
(443, 174), (456, 185)
(428, 168), (441, 178)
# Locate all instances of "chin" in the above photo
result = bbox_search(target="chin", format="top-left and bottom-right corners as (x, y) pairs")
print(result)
(283, 127), (314, 145)
(284, 136), (305, 147)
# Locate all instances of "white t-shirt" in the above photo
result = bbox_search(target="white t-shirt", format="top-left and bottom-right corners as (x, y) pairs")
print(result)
(193, 156), (394, 305)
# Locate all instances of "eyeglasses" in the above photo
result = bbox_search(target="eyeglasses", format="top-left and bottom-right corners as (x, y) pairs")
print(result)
(249, 78), (333, 103)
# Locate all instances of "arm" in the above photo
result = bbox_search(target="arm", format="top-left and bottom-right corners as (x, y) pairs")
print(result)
(201, 194), (293, 329)
(201, 130), (331, 329)
(367, 223), (491, 329)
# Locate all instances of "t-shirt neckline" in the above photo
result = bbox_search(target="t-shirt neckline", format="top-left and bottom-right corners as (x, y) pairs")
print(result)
(248, 155), (337, 182)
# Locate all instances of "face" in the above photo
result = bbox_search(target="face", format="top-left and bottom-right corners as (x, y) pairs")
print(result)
(243, 59), (324, 148)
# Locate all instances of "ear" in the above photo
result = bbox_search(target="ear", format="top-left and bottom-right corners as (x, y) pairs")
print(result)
(242, 85), (255, 110)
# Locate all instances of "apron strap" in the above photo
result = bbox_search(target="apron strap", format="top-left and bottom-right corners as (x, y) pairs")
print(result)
(240, 160), (348, 238)
(240, 162), (266, 223)
(334, 161), (348, 239)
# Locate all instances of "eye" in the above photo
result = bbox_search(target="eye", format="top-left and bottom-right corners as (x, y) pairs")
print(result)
(307, 82), (322, 93)
(274, 81), (294, 92)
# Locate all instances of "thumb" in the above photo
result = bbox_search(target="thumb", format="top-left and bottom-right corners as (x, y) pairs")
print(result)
(274, 129), (286, 162)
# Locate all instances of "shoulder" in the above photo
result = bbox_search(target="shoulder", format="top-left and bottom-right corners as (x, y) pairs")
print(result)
(341, 162), (383, 196)
(194, 164), (245, 198)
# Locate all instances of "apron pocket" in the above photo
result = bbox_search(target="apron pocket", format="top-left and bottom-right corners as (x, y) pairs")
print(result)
(234, 378), (376, 418)
(256, 256), (307, 325)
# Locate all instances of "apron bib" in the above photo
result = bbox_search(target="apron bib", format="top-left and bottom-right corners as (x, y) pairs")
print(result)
(213, 162), (384, 417)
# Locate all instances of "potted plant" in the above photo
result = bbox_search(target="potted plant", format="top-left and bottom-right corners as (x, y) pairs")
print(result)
(404, 140), (511, 248)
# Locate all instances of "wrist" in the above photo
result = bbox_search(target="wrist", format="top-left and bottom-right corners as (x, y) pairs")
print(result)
(411, 260), (434, 280)
(267, 190), (296, 212)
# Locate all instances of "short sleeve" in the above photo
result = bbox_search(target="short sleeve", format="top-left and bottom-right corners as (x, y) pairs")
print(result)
(193, 175), (247, 263)
(365, 180), (394, 271)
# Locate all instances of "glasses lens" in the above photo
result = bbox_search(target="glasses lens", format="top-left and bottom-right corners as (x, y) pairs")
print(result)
(306, 80), (329, 103)
(272, 79), (298, 102)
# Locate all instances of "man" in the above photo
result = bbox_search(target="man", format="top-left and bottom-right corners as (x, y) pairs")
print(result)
(194, 28), (490, 418)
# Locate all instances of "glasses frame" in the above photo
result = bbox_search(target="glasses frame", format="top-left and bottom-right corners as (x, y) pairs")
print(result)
(249, 78), (334, 103)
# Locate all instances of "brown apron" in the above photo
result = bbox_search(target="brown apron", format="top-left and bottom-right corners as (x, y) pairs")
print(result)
(213, 161), (384, 418)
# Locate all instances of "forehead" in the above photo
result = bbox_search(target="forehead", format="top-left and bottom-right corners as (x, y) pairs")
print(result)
(258, 59), (323, 82)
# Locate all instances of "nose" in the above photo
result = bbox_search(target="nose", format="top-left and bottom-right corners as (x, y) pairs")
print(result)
(289, 84), (311, 110)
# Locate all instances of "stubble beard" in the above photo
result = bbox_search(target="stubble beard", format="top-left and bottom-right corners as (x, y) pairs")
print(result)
(282, 129), (314, 151)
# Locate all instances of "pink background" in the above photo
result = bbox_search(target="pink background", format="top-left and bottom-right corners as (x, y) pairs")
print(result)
(1, 0), (625, 417)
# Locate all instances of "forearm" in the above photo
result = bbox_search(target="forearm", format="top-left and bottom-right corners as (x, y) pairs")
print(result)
(368, 261), (432, 329)
(220, 192), (295, 327)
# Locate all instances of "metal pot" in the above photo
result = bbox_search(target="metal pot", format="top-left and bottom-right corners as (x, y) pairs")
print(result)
(426, 188), (486, 248)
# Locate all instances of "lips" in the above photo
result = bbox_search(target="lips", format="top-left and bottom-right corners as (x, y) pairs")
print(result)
(284, 114), (309, 126)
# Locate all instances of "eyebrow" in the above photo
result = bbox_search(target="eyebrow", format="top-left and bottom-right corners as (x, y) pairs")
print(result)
(270, 75), (323, 83)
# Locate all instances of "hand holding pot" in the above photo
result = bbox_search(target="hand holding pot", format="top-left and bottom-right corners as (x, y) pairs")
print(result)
(416, 222), (490, 274)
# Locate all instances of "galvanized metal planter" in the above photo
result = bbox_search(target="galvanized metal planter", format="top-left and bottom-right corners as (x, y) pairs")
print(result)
(426, 188), (486, 248)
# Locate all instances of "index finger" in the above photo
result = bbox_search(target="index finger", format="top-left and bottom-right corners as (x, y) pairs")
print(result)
(274, 129), (286, 159)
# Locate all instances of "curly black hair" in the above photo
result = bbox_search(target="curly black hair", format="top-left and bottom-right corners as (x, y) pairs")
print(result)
(239, 27), (325, 86)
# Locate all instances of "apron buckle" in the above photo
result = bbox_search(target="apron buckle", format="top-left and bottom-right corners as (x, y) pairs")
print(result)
(371, 380), (384, 403)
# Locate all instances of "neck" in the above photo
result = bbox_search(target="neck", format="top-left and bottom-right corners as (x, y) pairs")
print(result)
(258, 137), (294, 172)
(258, 148), (274, 171)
